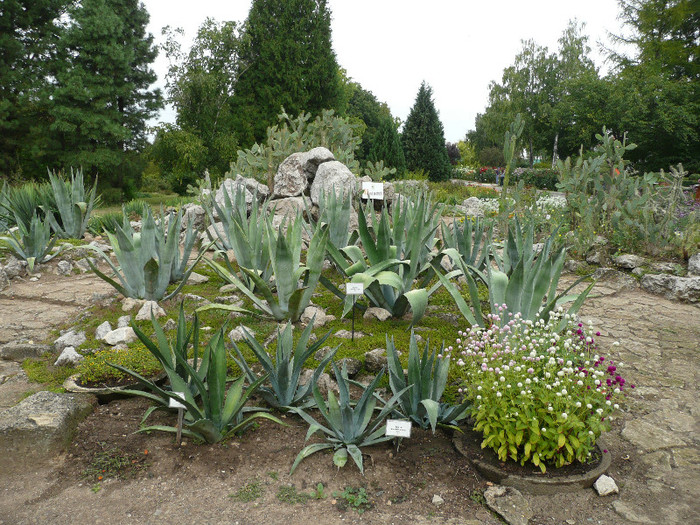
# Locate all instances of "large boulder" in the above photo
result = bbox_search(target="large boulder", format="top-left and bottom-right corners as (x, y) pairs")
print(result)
(181, 203), (207, 231)
(641, 274), (700, 302)
(215, 175), (268, 214)
(3, 255), (27, 279)
(0, 391), (95, 471)
(303, 147), (335, 178)
(269, 196), (309, 220)
(688, 253), (700, 276)
(612, 253), (646, 270)
(310, 161), (356, 205)
(273, 153), (308, 198)
(103, 327), (138, 346)
(0, 342), (51, 361)
(54, 330), (86, 352)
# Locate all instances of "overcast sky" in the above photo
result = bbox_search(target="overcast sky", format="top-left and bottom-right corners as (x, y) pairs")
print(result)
(143, 0), (623, 143)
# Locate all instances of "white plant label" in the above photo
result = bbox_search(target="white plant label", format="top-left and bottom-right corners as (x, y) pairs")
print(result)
(346, 282), (364, 295)
(169, 392), (187, 410)
(361, 181), (384, 200)
(386, 419), (412, 438)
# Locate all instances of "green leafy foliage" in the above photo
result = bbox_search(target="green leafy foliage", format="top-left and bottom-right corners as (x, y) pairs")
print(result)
(386, 333), (469, 433)
(232, 320), (338, 409)
(290, 363), (410, 475)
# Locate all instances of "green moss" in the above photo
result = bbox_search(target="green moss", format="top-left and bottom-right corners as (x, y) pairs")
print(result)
(22, 356), (75, 390)
(77, 343), (162, 384)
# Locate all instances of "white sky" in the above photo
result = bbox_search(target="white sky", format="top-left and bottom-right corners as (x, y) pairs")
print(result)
(143, 0), (622, 142)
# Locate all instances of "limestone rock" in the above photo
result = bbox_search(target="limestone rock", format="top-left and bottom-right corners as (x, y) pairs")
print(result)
(593, 474), (619, 496)
(314, 346), (334, 362)
(229, 325), (254, 343)
(3, 255), (27, 279)
(337, 357), (362, 377)
(135, 301), (166, 321)
(641, 274), (700, 302)
(56, 260), (73, 276)
(117, 315), (131, 329)
(95, 321), (112, 341)
(301, 306), (333, 328)
(462, 197), (484, 217)
(334, 329), (365, 339)
(270, 196), (308, 219)
(592, 268), (639, 292)
(383, 182), (396, 204)
(186, 271), (209, 285)
(364, 348), (387, 373)
(202, 222), (226, 246)
(219, 283), (238, 293)
(483, 485), (533, 525)
(0, 342), (51, 361)
(103, 327), (137, 346)
(181, 203), (207, 231)
(310, 161), (356, 205)
(215, 176), (266, 214)
(54, 330), (86, 352)
(121, 297), (144, 312)
(688, 253), (700, 276)
(612, 253), (646, 270)
(273, 153), (308, 198)
(74, 258), (95, 273)
(299, 370), (338, 395)
(0, 268), (9, 291)
(303, 147), (335, 178)
(650, 261), (678, 274)
(163, 318), (177, 331)
(363, 307), (392, 321)
(586, 249), (606, 266)
(0, 391), (95, 470)
(54, 346), (84, 367)
(431, 494), (444, 507)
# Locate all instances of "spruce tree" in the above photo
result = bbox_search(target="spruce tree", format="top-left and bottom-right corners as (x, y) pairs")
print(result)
(49, 0), (161, 190)
(401, 82), (451, 181)
(232, 0), (341, 146)
(369, 116), (406, 175)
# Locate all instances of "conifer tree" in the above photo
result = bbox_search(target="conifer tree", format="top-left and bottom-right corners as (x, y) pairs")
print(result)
(401, 82), (451, 181)
(369, 116), (406, 175)
(49, 0), (161, 191)
(232, 0), (341, 146)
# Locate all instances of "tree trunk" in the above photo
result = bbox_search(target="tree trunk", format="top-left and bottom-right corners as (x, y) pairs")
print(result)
(551, 131), (559, 169)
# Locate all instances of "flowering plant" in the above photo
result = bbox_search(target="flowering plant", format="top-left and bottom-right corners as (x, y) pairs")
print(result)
(449, 307), (632, 472)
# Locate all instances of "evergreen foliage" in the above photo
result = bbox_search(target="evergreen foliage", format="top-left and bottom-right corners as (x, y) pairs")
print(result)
(232, 0), (342, 147)
(369, 116), (406, 176)
(401, 82), (451, 181)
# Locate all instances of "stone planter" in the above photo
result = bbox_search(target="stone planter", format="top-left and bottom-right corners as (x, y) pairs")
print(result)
(453, 433), (612, 495)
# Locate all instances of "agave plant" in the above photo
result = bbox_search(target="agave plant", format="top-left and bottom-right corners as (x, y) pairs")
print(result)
(232, 320), (338, 409)
(88, 207), (206, 301)
(440, 216), (492, 275)
(45, 168), (98, 239)
(290, 363), (411, 474)
(0, 180), (52, 232)
(386, 333), (469, 433)
(435, 219), (594, 331)
(131, 327), (282, 443)
(204, 182), (272, 287)
(205, 215), (329, 322)
(323, 194), (450, 325)
(0, 212), (62, 272)
(305, 186), (355, 251)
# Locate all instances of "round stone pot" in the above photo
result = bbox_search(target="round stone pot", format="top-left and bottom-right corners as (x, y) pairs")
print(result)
(453, 434), (611, 495)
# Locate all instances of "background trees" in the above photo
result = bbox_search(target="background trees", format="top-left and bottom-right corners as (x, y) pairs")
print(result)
(401, 82), (451, 181)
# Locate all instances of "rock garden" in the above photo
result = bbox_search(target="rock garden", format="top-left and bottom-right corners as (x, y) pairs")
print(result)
(0, 134), (699, 525)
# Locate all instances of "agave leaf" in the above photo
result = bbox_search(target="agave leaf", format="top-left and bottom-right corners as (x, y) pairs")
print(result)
(290, 443), (334, 474)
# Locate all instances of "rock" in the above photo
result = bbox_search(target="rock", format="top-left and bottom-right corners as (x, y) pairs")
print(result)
(593, 235), (608, 246)
(337, 357), (362, 377)
(117, 315), (131, 329)
(0, 342), (51, 361)
(301, 305), (331, 328)
(0, 268), (9, 291)
(334, 329), (365, 339)
(299, 370), (338, 395)
(103, 327), (137, 346)
(181, 203), (207, 231)
(383, 182), (396, 204)
(202, 222), (226, 246)
(215, 177), (263, 214)
(363, 307), (392, 321)
(88, 240), (111, 253)
(3, 255), (27, 279)
(650, 261), (678, 273)
(273, 153), (308, 198)
(95, 321), (112, 341)
(54, 346), (84, 367)
(56, 260), (73, 276)
(135, 301), (166, 321)
(688, 253), (700, 276)
(641, 274), (700, 302)
(186, 272), (209, 285)
(310, 161), (356, 205)
(586, 249), (606, 266)
(229, 325), (254, 343)
(431, 495), (444, 507)
(612, 501), (655, 524)
(612, 253), (646, 270)
(593, 474), (619, 496)
(163, 318), (177, 331)
(462, 197), (485, 217)
(564, 259), (583, 273)
(314, 346), (334, 362)
(54, 330), (86, 352)
(121, 297), (144, 312)
(632, 267), (645, 277)
(364, 348), (387, 373)
(219, 284), (238, 293)
(234, 174), (269, 201)
(29, 274), (40, 282)
(270, 196), (308, 219)
(303, 147), (335, 178)
(180, 293), (208, 304)
(0, 391), (95, 471)
(591, 268), (639, 292)
(483, 485), (533, 525)
(74, 258), (95, 273)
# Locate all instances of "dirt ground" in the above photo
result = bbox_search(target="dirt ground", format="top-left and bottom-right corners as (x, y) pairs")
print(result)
(1, 266), (698, 524)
